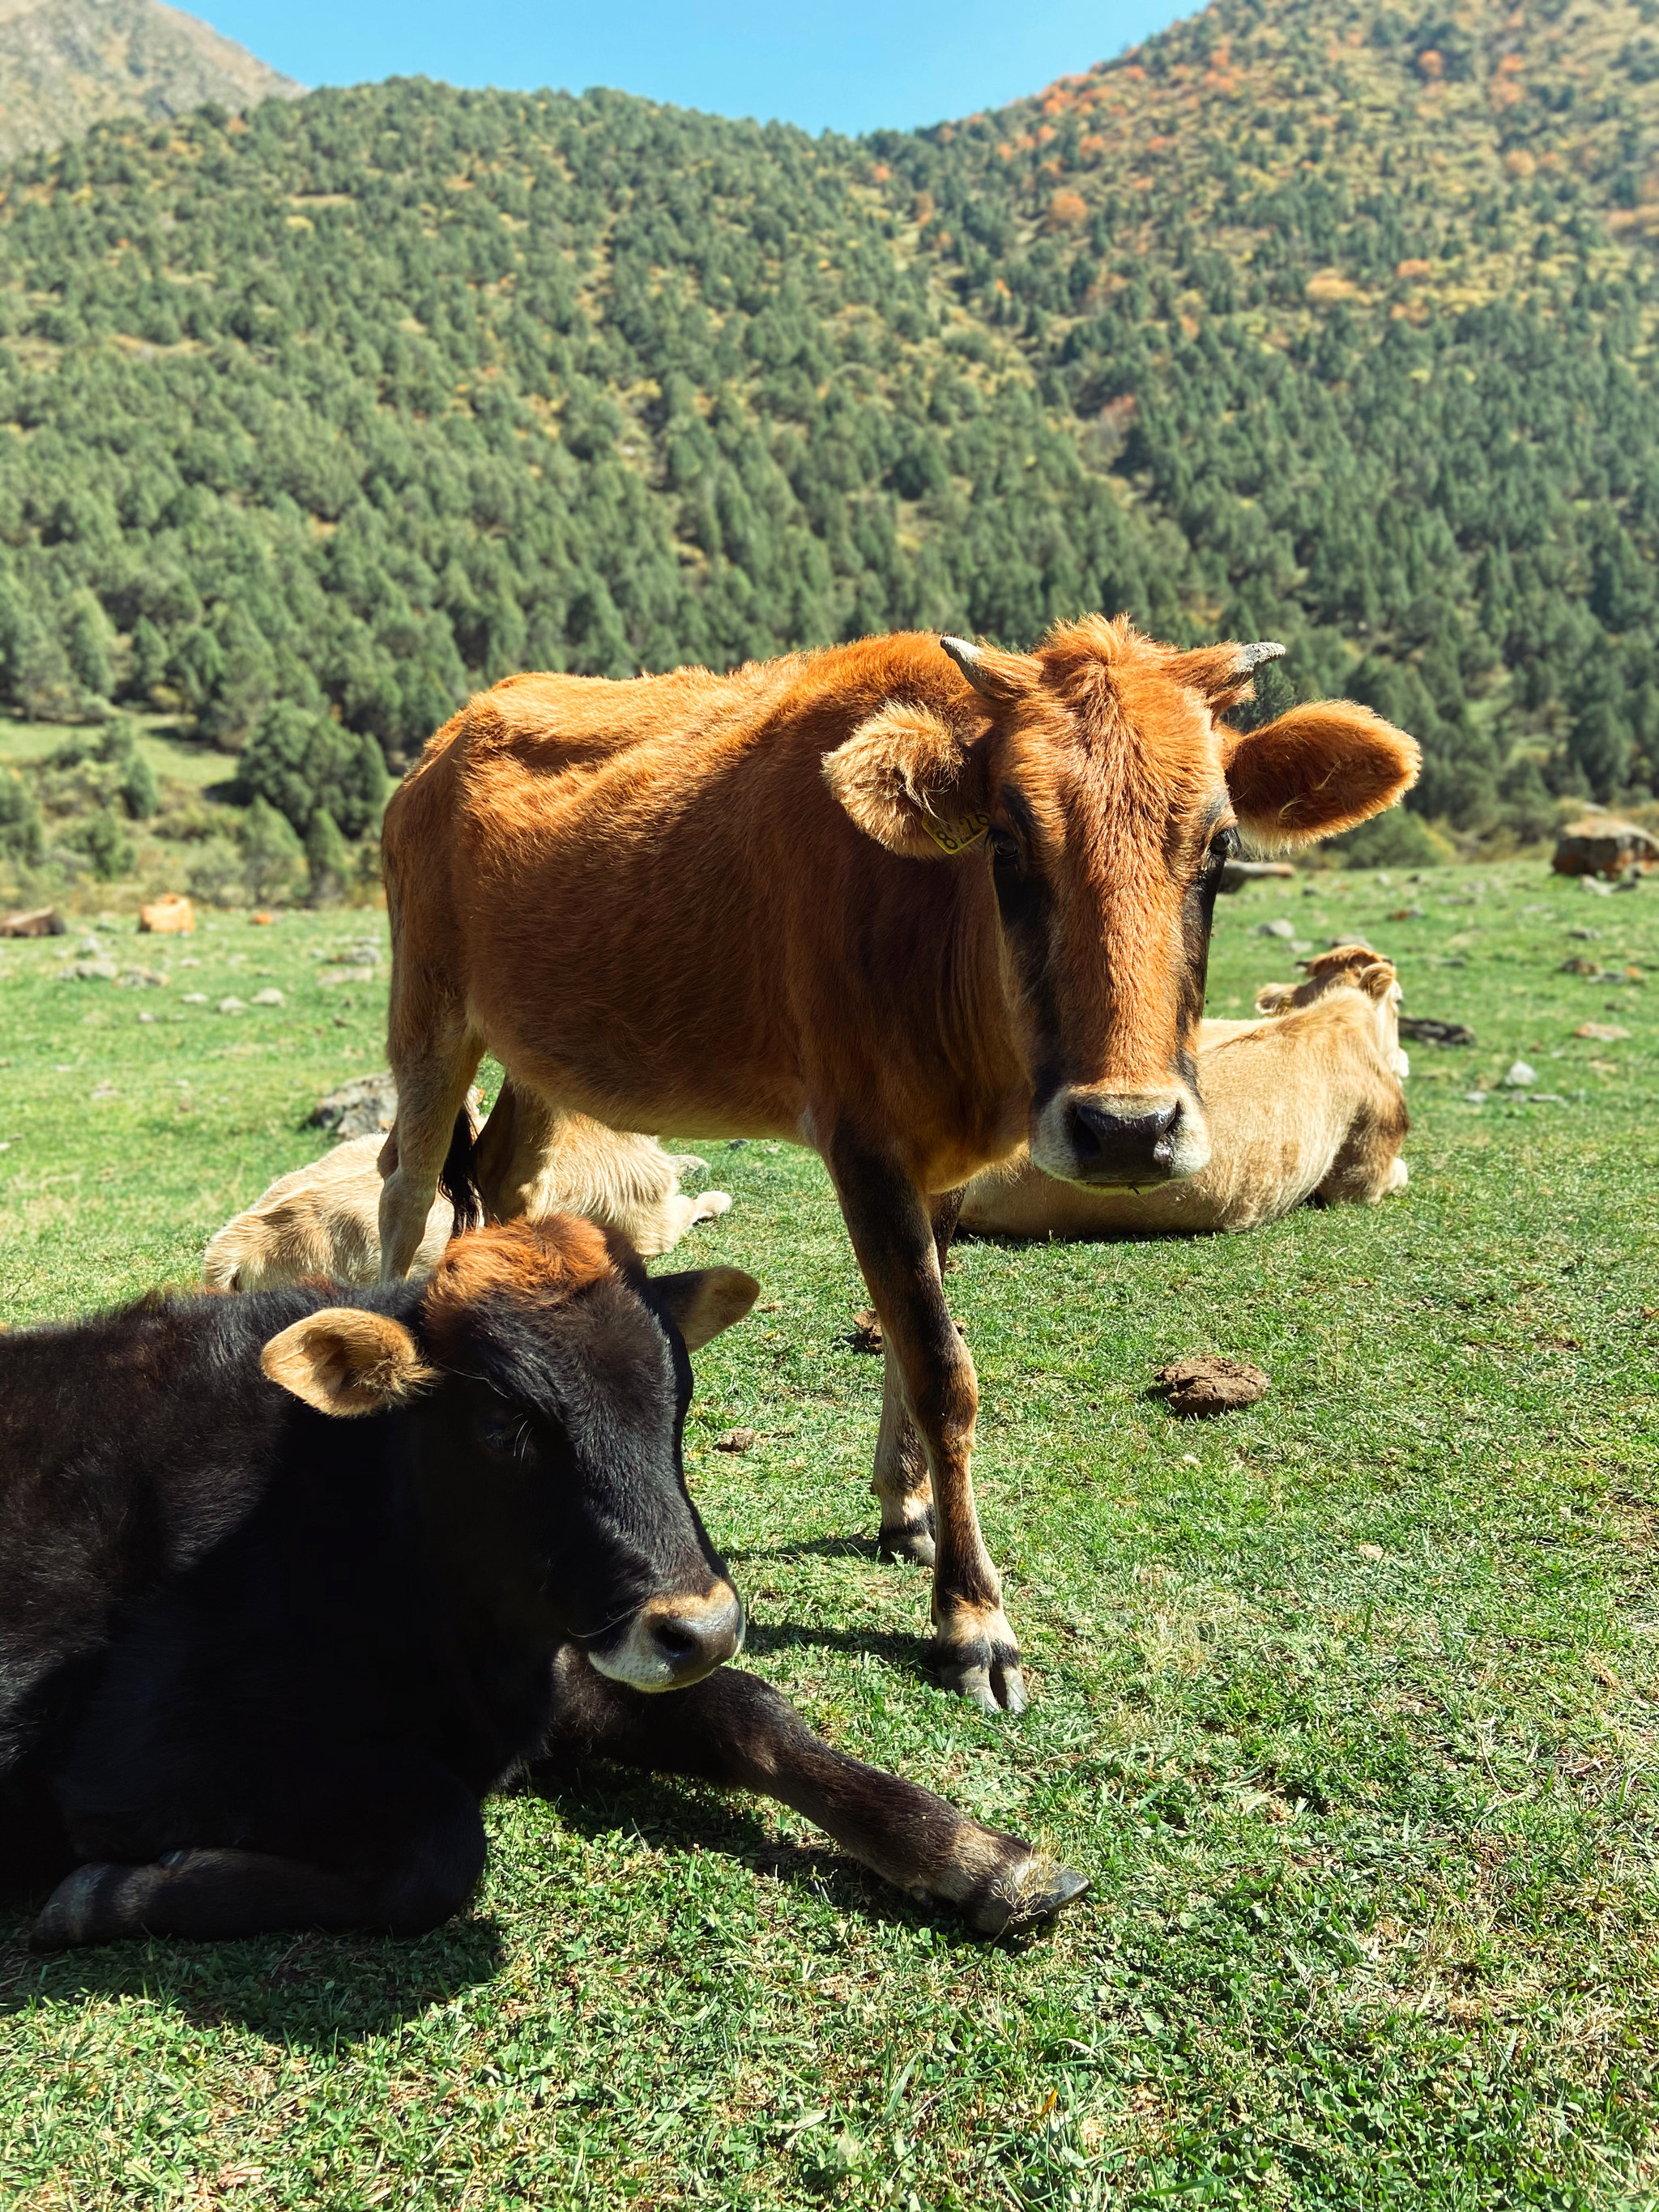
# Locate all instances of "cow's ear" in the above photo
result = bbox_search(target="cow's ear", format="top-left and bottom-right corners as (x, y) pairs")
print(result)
(261, 1306), (435, 1417)
(1222, 702), (1419, 847)
(823, 702), (991, 861)
(652, 1268), (761, 1353)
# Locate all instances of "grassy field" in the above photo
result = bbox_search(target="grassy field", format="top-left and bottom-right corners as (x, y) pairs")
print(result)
(0, 714), (236, 794)
(0, 859), (1656, 2209)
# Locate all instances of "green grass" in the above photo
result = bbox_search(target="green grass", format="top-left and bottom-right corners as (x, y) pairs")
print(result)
(1, 862), (1656, 2209)
(0, 713), (237, 793)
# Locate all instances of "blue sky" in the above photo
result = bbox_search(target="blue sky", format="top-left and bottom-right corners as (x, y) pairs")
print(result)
(200, 0), (1189, 137)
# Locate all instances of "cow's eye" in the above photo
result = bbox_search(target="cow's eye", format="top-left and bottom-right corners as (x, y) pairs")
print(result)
(476, 1407), (535, 1462)
(989, 829), (1021, 871)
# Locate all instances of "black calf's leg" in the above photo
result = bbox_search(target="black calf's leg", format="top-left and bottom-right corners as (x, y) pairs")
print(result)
(33, 1770), (486, 1949)
(545, 1653), (1085, 1936)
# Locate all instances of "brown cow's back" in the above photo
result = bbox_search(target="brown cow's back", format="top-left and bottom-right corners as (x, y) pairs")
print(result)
(388, 638), (1026, 1186)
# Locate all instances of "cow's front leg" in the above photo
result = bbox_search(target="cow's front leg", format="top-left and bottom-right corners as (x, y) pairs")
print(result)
(828, 1135), (1025, 1714)
(541, 1654), (1082, 1932)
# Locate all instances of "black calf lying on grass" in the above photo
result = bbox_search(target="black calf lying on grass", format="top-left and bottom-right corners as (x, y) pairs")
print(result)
(0, 1218), (1085, 1947)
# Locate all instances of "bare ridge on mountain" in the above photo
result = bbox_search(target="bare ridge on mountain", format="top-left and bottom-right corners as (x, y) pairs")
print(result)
(0, 0), (300, 159)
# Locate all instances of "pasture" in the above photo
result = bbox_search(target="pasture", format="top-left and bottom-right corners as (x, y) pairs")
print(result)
(0, 859), (1655, 2209)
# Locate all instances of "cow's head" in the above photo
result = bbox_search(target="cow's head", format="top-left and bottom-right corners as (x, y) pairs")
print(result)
(824, 618), (1418, 1185)
(259, 1217), (759, 1690)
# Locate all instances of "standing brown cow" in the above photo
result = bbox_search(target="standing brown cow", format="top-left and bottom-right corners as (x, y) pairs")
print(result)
(377, 620), (1418, 1711)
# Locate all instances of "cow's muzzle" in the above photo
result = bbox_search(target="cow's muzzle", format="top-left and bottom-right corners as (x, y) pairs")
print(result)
(1032, 1086), (1211, 1187)
(586, 1582), (745, 1693)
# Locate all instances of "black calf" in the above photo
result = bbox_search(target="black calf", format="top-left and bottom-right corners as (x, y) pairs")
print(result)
(1, 1218), (1086, 1946)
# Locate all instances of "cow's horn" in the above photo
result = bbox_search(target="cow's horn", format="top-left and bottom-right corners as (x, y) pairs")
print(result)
(1235, 641), (1286, 672)
(940, 634), (992, 693)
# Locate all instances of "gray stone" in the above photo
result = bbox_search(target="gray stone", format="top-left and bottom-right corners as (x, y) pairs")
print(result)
(309, 1072), (399, 1139)
(250, 987), (284, 1008)
(1256, 918), (1297, 940)
(217, 996), (246, 1014)
(1503, 1061), (1537, 1088)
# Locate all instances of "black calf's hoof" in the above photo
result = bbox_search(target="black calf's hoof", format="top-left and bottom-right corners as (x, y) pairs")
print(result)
(967, 1858), (1090, 1937)
(31, 1863), (124, 1950)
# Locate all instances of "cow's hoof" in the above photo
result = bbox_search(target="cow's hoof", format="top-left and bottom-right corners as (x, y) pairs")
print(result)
(31, 1863), (122, 1950)
(879, 1518), (936, 1569)
(967, 1857), (1090, 1937)
(935, 1631), (1026, 1715)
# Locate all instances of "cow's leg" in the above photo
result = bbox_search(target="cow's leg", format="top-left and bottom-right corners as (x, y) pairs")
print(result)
(33, 1767), (486, 1948)
(542, 1654), (1085, 1934)
(872, 1340), (934, 1564)
(378, 1012), (482, 1278)
(871, 1189), (962, 1569)
(471, 1077), (569, 1225)
(828, 1136), (1024, 1714)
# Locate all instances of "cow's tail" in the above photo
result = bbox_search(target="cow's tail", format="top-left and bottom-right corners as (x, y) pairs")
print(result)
(437, 1106), (485, 1238)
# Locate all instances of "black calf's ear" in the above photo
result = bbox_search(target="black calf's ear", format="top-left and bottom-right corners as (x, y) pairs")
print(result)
(653, 1268), (761, 1352)
(261, 1307), (435, 1417)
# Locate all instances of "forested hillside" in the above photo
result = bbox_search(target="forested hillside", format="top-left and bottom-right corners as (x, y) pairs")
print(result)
(2, 0), (1659, 887)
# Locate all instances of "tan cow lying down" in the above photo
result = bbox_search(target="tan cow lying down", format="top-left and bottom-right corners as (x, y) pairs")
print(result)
(204, 1115), (730, 1291)
(959, 946), (1408, 1238)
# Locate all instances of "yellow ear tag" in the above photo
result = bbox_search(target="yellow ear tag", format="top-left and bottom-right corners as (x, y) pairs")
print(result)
(922, 808), (990, 857)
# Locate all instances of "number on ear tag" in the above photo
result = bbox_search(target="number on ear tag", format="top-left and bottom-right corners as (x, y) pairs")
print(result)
(922, 809), (990, 857)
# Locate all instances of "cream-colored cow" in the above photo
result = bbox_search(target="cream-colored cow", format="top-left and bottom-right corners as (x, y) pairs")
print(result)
(960, 946), (1408, 1238)
(204, 1110), (730, 1291)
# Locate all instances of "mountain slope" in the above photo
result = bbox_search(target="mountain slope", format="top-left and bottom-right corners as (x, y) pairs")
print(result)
(0, 0), (298, 160)
(0, 0), (1657, 870)
(882, 0), (1659, 825)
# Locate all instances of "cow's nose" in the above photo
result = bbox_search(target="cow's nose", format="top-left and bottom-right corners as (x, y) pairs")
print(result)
(1069, 1097), (1181, 1182)
(641, 1586), (744, 1684)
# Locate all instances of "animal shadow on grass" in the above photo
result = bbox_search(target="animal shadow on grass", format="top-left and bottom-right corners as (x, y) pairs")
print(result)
(0, 1903), (506, 2045)
(522, 1753), (1016, 1947)
(735, 1532), (884, 1566)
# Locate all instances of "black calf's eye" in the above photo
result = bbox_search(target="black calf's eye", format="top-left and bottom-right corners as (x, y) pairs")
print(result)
(990, 830), (1021, 870)
(476, 1409), (535, 1463)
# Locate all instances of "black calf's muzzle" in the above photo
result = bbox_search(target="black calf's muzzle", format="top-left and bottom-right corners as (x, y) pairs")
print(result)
(1069, 1098), (1181, 1183)
(586, 1581), (745, 1692)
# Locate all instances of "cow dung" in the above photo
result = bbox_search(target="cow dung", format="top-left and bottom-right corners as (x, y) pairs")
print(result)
(1153, 1355), (1270, 1417)
(714, 1428), (757, 1453)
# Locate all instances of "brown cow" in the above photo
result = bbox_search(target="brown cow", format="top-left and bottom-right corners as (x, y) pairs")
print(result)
(960, 949), (1409, 1238)
(375, 620), (1418, 1711)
